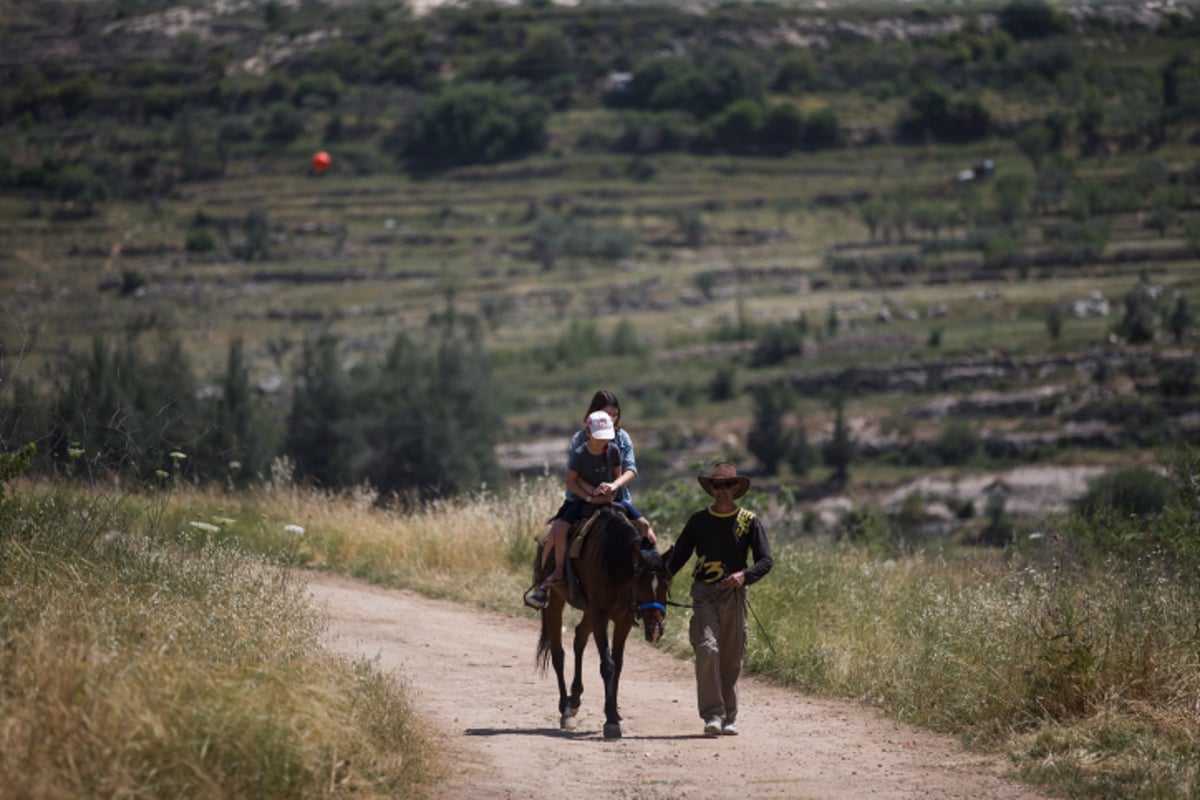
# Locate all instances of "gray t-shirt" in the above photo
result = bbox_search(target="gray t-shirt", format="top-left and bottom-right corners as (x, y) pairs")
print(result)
(567, 442), (619, 497)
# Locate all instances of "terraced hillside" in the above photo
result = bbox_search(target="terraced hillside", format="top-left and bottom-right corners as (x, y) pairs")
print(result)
(1, 0), (1198, 529)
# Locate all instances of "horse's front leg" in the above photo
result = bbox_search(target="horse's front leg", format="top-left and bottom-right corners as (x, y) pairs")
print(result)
(568, 613), (590, 721)
(591, 617), (623, 739)
(543, 599), (573, 729)
(610, 616), (633, 737)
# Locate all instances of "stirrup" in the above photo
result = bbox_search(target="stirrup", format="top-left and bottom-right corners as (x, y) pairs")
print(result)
(523, 585), (549, 610)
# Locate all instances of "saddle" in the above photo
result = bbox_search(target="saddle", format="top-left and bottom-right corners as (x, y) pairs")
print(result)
(561, 507), (605, 610)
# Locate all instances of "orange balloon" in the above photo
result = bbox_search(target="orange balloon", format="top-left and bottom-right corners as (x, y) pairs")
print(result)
(312, 150), (331, 173)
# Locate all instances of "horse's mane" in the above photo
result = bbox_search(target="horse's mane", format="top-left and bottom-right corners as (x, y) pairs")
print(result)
(593, 506), (643, 579)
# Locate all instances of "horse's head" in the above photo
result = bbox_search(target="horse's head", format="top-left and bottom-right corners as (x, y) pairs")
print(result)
(632, 547), (672, 643)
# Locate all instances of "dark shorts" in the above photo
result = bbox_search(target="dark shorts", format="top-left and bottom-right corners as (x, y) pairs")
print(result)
(553, 498), (643, 524)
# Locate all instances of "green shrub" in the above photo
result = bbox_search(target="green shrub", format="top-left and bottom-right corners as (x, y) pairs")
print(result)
(1074, 465), (1175, 519)
(407, 82), (548, 168)
(932, 419), (981, 466)
(1158, 358), (1197, 397)
(750, 319), (805, 367)
(185, 227), (218, 253)
(263, 101), (304, 144)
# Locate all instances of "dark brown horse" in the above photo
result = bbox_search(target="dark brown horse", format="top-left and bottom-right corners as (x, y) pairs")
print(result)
(534, 505), (672, 739)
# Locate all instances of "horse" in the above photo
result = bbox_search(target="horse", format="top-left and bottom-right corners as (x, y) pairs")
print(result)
(534, 504), (672, 739)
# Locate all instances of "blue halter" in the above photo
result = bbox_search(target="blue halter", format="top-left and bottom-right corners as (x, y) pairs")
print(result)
(635, 547), (668, 616)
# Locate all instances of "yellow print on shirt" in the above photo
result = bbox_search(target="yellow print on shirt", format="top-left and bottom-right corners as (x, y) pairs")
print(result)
(694, 558), (725, 583)
(735, 508), (755, 539)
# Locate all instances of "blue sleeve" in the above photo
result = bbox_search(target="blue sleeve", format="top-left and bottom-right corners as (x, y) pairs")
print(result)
(615, 429), (637, 503)
(617, 429), (637, 475)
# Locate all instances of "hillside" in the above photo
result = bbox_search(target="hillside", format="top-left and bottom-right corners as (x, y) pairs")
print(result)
(1, 0), (1198, 530)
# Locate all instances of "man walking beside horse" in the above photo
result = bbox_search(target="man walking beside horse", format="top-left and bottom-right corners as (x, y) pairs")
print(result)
(667, 461), (773, 738)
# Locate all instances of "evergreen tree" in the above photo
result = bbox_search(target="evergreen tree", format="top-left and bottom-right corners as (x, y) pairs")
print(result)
(48, 335), (203, 480)
(822, 391), (854, 482)
(746, 381), (794, 475)
(786, 413), (817, 477)
(1167, 295), (1193, 344)
(358, 329), (504, 500)
(286, 331), (353, 489)
(207, 338), (278, 486)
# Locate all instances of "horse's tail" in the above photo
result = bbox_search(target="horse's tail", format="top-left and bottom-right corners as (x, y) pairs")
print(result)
(535, 621), (553, 675)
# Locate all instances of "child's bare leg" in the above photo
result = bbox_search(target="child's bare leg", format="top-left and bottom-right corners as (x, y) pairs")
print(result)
(634, 516), (657, 546)
(543, 519), (568, 583)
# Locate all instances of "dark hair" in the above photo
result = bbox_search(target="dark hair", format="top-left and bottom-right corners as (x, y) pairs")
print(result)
(586, 389), (621, 423)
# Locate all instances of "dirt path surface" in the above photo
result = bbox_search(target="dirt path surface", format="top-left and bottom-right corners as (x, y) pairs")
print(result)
(303, 571), (1048, 800)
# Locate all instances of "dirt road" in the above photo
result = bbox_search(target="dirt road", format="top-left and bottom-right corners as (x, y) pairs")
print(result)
(303, 571), (1048, 800)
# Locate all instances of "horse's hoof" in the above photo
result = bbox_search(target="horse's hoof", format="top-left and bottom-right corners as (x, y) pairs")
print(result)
(561, 714), (578, 730)
(603, 722), (623, 740)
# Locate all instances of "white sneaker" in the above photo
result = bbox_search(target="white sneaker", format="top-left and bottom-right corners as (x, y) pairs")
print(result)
(721, 722), (738, 736)
(704, 717), (723, 737)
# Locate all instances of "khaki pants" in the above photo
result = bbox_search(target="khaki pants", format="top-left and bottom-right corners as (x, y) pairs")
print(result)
(688, 581), (748, 724)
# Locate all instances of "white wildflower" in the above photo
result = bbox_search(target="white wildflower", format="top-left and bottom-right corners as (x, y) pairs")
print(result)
(284, 524), (306, 536)
(189, 521), (220, 533)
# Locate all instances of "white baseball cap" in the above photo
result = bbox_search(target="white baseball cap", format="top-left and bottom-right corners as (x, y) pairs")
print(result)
(586, 410), (616, 440)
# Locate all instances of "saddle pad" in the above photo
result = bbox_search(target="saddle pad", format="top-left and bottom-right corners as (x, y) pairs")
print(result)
(568, 508), (604, 558)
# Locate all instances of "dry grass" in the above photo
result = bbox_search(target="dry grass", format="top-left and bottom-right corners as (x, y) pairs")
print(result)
(161, 467), (561, 609)
(13, 467), (1199, 799)
(0, 484), (444, 799)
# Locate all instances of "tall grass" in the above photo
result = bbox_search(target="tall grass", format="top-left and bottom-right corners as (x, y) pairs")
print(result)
(0, 484), (442, 799)
(77, 465), (1200, 799)
(159, 468), (560, 610)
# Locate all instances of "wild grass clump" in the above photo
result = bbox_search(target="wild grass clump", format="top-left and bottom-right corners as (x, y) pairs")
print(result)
(0, 484), (442, 799)
(160, 468), (560, 609)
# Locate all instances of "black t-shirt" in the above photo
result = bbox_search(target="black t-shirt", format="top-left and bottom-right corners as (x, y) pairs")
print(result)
(667, 506), (773, 585)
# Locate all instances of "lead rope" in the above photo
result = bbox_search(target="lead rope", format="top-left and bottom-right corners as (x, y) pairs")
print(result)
(745, 593), (775, 653)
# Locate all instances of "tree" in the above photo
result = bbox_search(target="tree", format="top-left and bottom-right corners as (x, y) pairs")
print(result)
(408, 82), (548, 168)
(205, 338), (277, 487)
(1015, 122), (1053, 170)
(263, 100), (304, 143)
(358, 330), (504, 499)
(801, 108), (840, 150)
(762, 103), (805, 154)
(243, 207), (271, 261)
(993, 174), (1030, 224)
(1115, 279), (1159, 344)
(773, 50), (817, 93)
(1167, 295), (1193, 344)
(57, 165), (110, 215)
(786, 414), (817, 477)
(821, 391), (854, 482)
(708, 99), (765, 152)
(997, 0), (1070, 40)
(48, 335), (204, 480)
(750, 319), (805, 367)
(747, 381), (794, 475)
(859, 199), (888, 242)
(286, 331), (354, 489)
(510, 26), (573, 85)
(620, 55), (690, 110)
